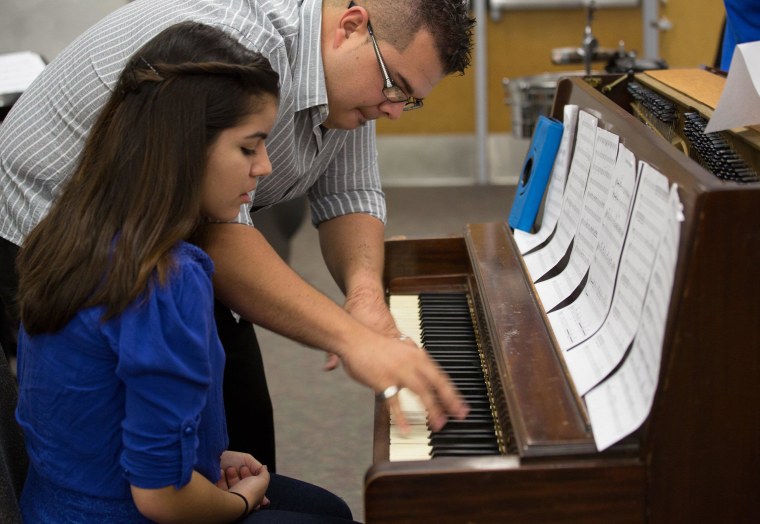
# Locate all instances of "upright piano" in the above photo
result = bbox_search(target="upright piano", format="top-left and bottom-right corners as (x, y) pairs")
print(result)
(364, 76), (760, 524)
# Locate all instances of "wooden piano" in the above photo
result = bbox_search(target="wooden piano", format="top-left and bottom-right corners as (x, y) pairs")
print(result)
(364, 76), (760, 524)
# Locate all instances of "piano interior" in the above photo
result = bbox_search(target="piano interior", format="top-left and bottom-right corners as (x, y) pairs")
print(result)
(364, 75), (760, 524)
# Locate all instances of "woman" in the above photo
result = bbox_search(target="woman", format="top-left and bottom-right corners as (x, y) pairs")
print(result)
(14, 21), (356, 524)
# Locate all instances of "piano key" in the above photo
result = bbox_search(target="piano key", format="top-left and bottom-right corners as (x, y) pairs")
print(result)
(431, 446), (500, 458)
(438, 420), (497, 431)
(387, 293), (501, 461)
(430, 433), (501, 443)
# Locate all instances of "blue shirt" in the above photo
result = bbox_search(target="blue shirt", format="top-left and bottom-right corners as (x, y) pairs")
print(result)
(721, 0), (760, 70)
(16, 242), (227, 519)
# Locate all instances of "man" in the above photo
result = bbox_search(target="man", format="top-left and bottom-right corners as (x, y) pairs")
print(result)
(0, 0), (475, 470)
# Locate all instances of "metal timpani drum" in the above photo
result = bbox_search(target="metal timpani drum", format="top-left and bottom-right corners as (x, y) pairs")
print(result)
(503, 71), (590, 139)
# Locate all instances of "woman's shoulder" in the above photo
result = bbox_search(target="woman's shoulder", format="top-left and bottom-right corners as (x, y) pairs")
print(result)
(125, 242), (215, 325)
(172, 241), (214, 279)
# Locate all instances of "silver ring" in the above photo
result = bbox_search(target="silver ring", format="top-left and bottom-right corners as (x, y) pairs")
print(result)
(398, 335), (410, 341)
(376, 385), (400, 401)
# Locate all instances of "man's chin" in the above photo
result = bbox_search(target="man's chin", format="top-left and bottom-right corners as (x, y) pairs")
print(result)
(323, 110), (371, 130)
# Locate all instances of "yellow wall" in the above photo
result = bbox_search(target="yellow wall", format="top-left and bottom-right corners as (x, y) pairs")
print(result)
(377, 0), (725, 135)
(659, 0), (725, 68)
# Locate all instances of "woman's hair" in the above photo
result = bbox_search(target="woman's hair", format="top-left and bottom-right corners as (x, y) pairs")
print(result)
(17, 21), (279, 335)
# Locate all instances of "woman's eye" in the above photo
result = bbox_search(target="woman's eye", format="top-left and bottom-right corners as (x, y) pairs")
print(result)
(241, 147), (256, 156)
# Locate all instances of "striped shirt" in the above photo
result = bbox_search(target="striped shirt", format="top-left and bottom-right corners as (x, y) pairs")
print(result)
(0, 0), (385, 246)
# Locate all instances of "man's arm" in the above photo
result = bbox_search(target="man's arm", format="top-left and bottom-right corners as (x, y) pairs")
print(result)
(202, 222), (362, 351)
(201, 222), (468, 430)
(317, 213), (399, 336)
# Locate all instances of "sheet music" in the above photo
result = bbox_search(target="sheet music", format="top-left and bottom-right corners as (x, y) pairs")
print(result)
(534, 127), (620, 311)
(585, 183), (682, 451)
(513, 104), (578, 254)
(547, 143), (637, 350)
(0, 51), (45, 96)
(705, 41), (760, 133)
(523, 110), (597, 281)
(561, 162), (670, 395)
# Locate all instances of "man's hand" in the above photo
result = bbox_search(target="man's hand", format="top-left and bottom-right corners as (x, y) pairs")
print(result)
(324, 284), (399, 371)
(338, 331), (469, 432)
(343, 284), (398, 336)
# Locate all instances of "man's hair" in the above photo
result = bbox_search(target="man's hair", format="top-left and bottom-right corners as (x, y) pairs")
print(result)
(356, 0), (475, 75)
(17, 22), (280, 335)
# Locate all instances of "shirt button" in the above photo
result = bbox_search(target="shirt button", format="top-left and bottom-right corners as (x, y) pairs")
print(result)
(184, 426), (194, 436)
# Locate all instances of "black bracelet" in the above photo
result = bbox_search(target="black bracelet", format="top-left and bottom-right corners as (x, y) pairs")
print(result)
(229, 491), (249, 520)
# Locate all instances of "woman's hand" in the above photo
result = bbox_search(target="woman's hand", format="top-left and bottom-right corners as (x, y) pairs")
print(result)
(216, 451), (270, 509)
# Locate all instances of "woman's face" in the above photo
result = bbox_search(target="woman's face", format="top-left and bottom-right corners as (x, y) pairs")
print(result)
(202, 95), (278, 222)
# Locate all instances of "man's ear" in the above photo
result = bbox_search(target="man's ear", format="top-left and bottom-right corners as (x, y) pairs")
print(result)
(332, 4), (368, 48)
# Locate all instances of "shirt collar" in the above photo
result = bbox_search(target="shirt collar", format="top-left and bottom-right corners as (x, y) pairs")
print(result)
(293, 0), (329, 114)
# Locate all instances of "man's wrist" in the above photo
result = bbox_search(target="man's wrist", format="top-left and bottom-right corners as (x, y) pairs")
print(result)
(345, 279), (385, 302)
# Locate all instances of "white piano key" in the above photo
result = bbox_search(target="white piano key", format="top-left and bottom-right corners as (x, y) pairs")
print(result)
(390, 389), (431, 461)
(387, 294), (500, 461)
(389, 294), (423, 346)
(389, 442), (431, 461)
(388, 297), (431, 461)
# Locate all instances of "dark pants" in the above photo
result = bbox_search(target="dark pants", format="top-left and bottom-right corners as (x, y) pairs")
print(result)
(0, 236), (277, 471)
(0, 238), (27, 522)
(242, 473), (358, 523)
(0, 347), (27, 523)
(214, 301), (276, 470)
(0, 237), (19, 360)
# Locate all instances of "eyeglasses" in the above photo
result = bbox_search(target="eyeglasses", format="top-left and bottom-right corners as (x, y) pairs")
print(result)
(349, 1), (423, 111)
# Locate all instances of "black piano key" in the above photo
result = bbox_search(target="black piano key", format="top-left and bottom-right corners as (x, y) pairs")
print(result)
(424, 338), (477, 346)
(425, 345), (478, 353)
(446, 372), (486, 381)
(439, 420), (496, 431)
(425, 330), (471, 338)
(432, 364), (482, 373)
(430, 433), (500, 444)
(456, 390), (491, 399)
(432, 359), (480, 367)
(431, 444), (501, 457)
(419, 304), (469, 312)
(406, 292), (500, 458)
(430, 440), (500, 449)
(427, 357), (482, 366)
(455, 387), (490, 396)
(452, 383), (489, 391)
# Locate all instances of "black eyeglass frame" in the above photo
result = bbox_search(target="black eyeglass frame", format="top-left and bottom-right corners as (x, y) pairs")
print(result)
(349, 1), (424, 111)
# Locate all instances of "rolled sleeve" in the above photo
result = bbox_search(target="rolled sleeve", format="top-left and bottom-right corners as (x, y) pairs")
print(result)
(112, 254), (219, 490)
(308, 123), (387, 226)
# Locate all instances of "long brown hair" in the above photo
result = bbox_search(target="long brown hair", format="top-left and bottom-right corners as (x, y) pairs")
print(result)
(17, 22), (279, 335)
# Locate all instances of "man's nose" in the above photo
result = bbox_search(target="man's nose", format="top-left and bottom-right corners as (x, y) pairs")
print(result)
(379, 99), (406, 120)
